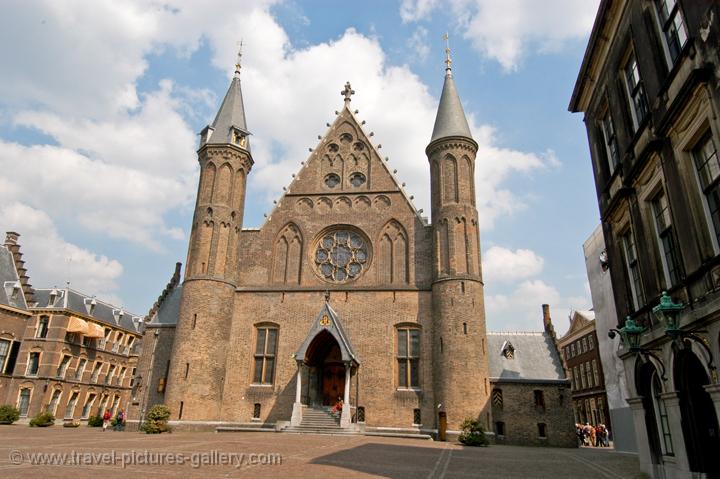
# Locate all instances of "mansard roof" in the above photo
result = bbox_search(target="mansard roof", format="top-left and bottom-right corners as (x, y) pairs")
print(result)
(294, 301), (359, 365)
(487, 331), (567, 384)
(33, 287), (144, 334)
(0, 244), (28, 311)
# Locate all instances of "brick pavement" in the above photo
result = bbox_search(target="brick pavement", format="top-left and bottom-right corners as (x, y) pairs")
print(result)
(0, 427), (641, 478)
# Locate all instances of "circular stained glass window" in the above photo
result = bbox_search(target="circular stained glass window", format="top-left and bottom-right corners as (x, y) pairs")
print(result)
(325, 173), (341, 188)
(313, 228), (370, 283)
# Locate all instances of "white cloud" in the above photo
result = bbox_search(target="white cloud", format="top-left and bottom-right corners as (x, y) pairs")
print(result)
(483, 246), (544, 282)
(486, 279), (592, 332)
(0, 202), (123, 303)
(399, 0), (600, 71)
(407, 26), (430, 62)
(0, 0), (560, 306)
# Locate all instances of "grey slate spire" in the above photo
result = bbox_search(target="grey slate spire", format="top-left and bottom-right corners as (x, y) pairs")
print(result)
(205, 48), (250, 148)
(430, 38), (473, 143)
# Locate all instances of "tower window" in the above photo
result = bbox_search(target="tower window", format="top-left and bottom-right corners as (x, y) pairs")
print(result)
(253, 403), (261, 419)
(413, 408), (422, 425)
(495, 421), (505, 437)
(538, 423), (547, 438)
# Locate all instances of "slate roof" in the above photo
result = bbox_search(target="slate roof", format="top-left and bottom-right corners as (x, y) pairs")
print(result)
(487, 331), (568, 384)
(206, 75), (250, 147)
(147, 284), (181, 326)
(33, 287), (144, 334)
(430, 71), (473, 143)
(0, 245), (28, 311)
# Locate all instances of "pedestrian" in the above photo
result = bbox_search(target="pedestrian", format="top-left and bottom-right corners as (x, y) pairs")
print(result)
(331, 397), (343, 416)
(102, 409), (111, 432)
(590, 424), (597, 447)
(114, 409), (125, 432)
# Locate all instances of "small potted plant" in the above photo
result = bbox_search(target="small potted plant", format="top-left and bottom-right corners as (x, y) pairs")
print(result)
(0, 405), (20, 424)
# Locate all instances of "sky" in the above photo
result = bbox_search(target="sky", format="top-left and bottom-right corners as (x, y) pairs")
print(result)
(0, 0), (602, 335)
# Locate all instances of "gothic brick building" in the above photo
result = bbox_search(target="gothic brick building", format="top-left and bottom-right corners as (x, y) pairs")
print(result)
(130, 51), (574, 444)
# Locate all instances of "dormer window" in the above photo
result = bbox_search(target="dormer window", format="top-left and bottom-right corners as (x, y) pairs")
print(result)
(232, 128), (247, 148)
(199, 126), (214, 146)
(84, 297), (97, 315)
(49, 288), (59, 306)
(501, 341), (515, 359)
(113, 308), (124, 323)
(4, 281), (20, 301)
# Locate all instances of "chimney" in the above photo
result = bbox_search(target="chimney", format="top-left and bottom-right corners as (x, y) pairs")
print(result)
(542, 304), (554, 334)
(4, 232), (34, 304)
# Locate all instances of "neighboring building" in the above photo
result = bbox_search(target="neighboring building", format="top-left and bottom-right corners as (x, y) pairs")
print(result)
(0, 233), (34, 406)
(570, 1), (720, 477)
(0, 232), (143, 423)
(583, 225), (637, 452)
(557, 310), (611, 430)
(126, 263), (182, 424)
(139, 49), (494, 439)
(488, 305), (576, 448)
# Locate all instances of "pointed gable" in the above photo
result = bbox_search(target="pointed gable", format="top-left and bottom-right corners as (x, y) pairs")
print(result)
(294, 302), (359, 365)
(269, 104), (420, 219)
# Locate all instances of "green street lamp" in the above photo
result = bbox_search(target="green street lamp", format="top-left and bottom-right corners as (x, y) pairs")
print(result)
(608, 317), (647, 353)
(652, 291), (685, 339)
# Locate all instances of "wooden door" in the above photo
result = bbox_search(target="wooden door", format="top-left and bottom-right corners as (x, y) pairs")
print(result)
(438, 412), (447, 441)
(322, 364), (345, 406)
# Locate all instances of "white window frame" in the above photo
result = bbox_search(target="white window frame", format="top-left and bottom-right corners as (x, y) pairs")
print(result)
(691, 131), (720, 254)
(652, 0), (688, 68)
(81, 393), (97, 419)
(621, 227), (644, 311)
(65, 391), (80, 419)
(74, 358), (87, 381)
(56, 354), (72, 379)
(26, 351), (40, 377)
(47, 389), (62, 415)
(0, 338), (11, 372)
(622, 50), (649, 132)
(17, 387), (32, 417)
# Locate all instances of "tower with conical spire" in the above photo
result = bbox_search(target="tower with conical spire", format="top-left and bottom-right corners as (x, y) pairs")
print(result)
(165, 47), (253, 420)
(427, 38), (491, 433)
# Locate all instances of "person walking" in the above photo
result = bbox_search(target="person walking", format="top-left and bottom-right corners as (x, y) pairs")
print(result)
(102, 409), (111, 432)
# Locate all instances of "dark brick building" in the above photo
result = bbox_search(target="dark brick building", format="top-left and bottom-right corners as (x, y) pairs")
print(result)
(557, 310), (611, 429)
(570, 1), (720, 477)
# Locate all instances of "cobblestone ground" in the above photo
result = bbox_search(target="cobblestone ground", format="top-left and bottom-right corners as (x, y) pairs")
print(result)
(0, 427), (641, 478)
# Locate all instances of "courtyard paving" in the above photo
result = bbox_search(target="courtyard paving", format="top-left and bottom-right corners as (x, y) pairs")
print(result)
(0, 426), (641, 478)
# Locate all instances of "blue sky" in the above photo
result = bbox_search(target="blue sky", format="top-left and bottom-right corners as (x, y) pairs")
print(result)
(0, 0), (601, 334)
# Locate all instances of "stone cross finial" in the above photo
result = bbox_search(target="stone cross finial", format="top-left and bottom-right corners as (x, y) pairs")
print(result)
(341, 82), (355, 103)
(324, 290), (330, 302)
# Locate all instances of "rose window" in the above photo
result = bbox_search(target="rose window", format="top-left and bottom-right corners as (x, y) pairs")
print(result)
(313, 229), (369, 282)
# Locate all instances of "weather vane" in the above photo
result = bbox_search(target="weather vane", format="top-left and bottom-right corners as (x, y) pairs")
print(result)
(235, 39), (244, 77)
(442, 32), (452, 74)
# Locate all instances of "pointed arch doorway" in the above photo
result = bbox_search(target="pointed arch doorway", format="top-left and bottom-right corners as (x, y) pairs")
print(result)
(305, 330), (346, 407)
(291, 301), (359, 428)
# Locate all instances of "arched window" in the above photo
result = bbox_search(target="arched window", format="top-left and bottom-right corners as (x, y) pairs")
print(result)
(253, 326), (278, 384)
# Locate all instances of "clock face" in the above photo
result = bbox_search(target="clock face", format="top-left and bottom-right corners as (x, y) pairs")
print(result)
(313, 228), (370, 283)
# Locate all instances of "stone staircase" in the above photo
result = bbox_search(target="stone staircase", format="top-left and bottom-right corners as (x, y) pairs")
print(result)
(283, 406), (355, 435)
